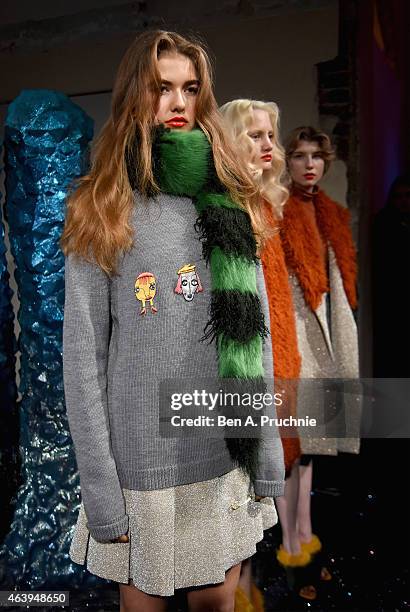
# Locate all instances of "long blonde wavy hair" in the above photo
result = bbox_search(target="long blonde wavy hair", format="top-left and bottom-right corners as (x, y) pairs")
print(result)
(61, 30), (269, 275)
(219, 99), (288, 220)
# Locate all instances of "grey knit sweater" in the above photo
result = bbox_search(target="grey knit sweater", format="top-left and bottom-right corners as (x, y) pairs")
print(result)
(63, 192), (285, 542)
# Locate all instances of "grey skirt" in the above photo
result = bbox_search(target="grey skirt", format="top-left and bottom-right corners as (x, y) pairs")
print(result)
(69, 467), (277, 596)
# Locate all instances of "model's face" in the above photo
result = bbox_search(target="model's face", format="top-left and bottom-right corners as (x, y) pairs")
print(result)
(288, 140), (325, 192)
(246, 109), (274, 173)
(154, 52), (199, 131)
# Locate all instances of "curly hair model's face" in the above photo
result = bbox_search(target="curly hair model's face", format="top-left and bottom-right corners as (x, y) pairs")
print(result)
(154, 52), (199, 131)
(246, 109), (274, 173)
(288, 140), (325, 192)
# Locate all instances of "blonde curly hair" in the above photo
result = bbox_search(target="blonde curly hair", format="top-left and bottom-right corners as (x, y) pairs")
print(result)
(220, 99), (288, 219)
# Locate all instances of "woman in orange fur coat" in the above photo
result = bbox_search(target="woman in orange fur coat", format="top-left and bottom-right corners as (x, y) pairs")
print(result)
(278, 126), (360, 600)
(221, 111), (361, 604)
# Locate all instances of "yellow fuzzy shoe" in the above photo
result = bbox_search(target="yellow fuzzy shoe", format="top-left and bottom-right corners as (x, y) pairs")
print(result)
(300, 534), (322, 555)
(276, 546), (317, 600)
(234, 586), (254, 612)
(276, 545), (311, 567)
(300, 534), (332, 581)
(250, 582), (265, 612)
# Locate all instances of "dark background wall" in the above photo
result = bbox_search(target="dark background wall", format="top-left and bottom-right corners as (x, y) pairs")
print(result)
(0, 0), (348, 200)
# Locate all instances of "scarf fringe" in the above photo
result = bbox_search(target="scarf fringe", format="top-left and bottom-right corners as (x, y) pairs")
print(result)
(222, 377), (267, 483)
(194, 206), (259, 264)
(202, 290), (269, 344)
(226, 439), (260, 482)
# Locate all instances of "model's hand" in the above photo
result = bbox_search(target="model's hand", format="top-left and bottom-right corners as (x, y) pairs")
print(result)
(254, 495), (264, 502)
(110, 533), (129, 543)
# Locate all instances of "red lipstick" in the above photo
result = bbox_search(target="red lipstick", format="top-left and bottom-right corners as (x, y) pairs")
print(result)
(304, 173), (315, 179)
(166, 116), (188, 128)
(261, 154), (272, 161)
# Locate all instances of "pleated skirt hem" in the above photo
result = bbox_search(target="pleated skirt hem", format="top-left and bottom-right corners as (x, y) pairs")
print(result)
(69, 468), (278, 596)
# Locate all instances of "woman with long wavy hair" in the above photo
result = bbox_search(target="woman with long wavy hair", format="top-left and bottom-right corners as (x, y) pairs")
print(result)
(61, 31), (285, 612)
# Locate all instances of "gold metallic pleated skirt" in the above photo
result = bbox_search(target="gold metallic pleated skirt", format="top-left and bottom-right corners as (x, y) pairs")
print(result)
(69, 468), (277, 596)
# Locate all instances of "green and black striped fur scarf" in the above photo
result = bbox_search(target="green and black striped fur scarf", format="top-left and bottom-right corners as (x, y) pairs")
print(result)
(127, 127), (269, 481)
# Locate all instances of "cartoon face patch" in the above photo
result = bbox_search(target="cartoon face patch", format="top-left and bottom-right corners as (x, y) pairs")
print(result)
(174, 264), (203, 302)
(134, 272), (158, 315)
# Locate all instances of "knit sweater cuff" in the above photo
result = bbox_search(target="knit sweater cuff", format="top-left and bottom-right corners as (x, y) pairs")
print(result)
(254, 479), (285, 498)
(86, 514), (129, 543)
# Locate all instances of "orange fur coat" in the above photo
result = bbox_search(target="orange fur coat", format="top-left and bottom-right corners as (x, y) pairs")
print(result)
(261, 188), (357, 472)
(261, 203), (302, 472)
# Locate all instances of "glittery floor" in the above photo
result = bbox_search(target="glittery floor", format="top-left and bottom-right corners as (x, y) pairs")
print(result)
(253, 438), (409, 611)
(3, 439), (409, 612)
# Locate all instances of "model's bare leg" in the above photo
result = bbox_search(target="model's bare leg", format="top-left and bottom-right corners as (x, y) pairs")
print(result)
(237, 557), (252, 597)
(276, 460), (301, 553)
(187, 562), (241, 612)
(297, 460), (313, 543)
(297, 459), (332, 584)
(119, 583), (168, 612)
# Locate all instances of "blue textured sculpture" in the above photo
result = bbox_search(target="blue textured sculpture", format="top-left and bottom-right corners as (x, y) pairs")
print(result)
(0, 90), (102, 588)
